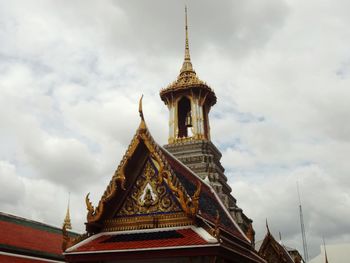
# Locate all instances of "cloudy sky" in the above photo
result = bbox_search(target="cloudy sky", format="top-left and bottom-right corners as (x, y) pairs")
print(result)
(1, 0), (349, 259)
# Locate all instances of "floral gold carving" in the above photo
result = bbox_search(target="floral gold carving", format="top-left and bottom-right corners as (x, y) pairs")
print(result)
(103, 212), (193, 232)
(210, 210), (221, 241)
(117, 159), (180, 216)
(162, 170), (201, 217)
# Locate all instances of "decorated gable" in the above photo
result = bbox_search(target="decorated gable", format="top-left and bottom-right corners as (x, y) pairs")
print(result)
(83, 102), (203, 234)
(117, 158), (181, 216)
(103, 157), (193, 231)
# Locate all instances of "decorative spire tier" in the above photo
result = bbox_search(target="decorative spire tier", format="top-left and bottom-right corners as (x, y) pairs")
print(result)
(160, 6), (216, 144)
(181, 6), (193, 74)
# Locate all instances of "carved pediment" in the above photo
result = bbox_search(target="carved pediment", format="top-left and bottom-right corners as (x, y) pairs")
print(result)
(102, 157), (194, 231)
(117, 158), (181, 216)
(86, 97), (202, 233)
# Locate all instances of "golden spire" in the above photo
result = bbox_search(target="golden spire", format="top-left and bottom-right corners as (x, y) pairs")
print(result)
(63, 194), (72, 230)
(180, 6), (195, 75)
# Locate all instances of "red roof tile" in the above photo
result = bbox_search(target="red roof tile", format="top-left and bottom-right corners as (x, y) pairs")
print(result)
(0, 220), (63, 256)
(0, 212), (78, 261)
(71, 228), (210, 253)
(0, 254), (48, 263)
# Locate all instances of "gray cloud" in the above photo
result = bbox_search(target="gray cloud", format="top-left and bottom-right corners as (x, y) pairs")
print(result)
(0, 0), (349, 259)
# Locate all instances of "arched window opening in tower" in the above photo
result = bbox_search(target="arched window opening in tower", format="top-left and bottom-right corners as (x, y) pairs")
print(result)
(177, 97), (192, 138)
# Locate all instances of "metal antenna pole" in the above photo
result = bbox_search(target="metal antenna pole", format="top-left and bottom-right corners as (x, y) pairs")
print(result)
(323, 236), (329, 263)
(297, 182), (309, 262)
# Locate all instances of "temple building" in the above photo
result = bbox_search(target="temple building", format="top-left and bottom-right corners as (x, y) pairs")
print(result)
(257, 224), (304, 263)
(62, 8), (264, 263)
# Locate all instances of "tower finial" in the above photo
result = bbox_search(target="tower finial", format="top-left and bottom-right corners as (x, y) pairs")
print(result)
(180, 6), (194, 75)
(185, 5), (190, 61)
(63, 193), (72, 230)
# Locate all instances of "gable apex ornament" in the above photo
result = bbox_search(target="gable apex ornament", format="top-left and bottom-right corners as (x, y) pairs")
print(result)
(139, 94), (144, 121)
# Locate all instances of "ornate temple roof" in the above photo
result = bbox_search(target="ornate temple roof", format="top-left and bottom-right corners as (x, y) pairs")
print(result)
(82, 101), (247, 241)
(63, 99), (265, 263)
(258, 225), (298, 263)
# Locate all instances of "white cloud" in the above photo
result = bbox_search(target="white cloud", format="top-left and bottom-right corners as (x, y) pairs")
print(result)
(0, 161), (25, 205)
(0, 0), (349, 259)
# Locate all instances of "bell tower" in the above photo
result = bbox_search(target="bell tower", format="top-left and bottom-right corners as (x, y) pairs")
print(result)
(160, 7), (253, 235)
(160, 7), (216, 144)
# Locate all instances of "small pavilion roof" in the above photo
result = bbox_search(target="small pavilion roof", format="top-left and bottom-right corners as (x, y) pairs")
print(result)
(258, 229), (295, 263)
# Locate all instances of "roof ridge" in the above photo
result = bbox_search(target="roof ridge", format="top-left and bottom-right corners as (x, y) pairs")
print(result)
(0, 212), (78, 236)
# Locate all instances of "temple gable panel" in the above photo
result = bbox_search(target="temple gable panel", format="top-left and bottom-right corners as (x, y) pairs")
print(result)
(117, 158), (181, 216)
(103, 157), (192, 232)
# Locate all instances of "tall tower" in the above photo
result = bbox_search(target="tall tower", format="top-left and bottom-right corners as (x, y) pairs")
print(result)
(160, 7), (253, 235)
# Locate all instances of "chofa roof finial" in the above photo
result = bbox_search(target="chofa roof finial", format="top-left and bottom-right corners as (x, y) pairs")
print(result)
(139, 94), (144, 121)
(266, 218), (270, 234)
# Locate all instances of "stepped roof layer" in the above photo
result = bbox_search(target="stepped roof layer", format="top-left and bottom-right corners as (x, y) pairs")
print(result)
(66, 226), (264, 263)
(66, 226), (215, 253)
(0, 212), (77, 262)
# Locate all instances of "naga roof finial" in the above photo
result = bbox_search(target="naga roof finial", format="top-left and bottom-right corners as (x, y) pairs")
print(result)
(138, 95), (147, 130)
(266, 218), (270, 234)
(139, 94), (144, 121)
